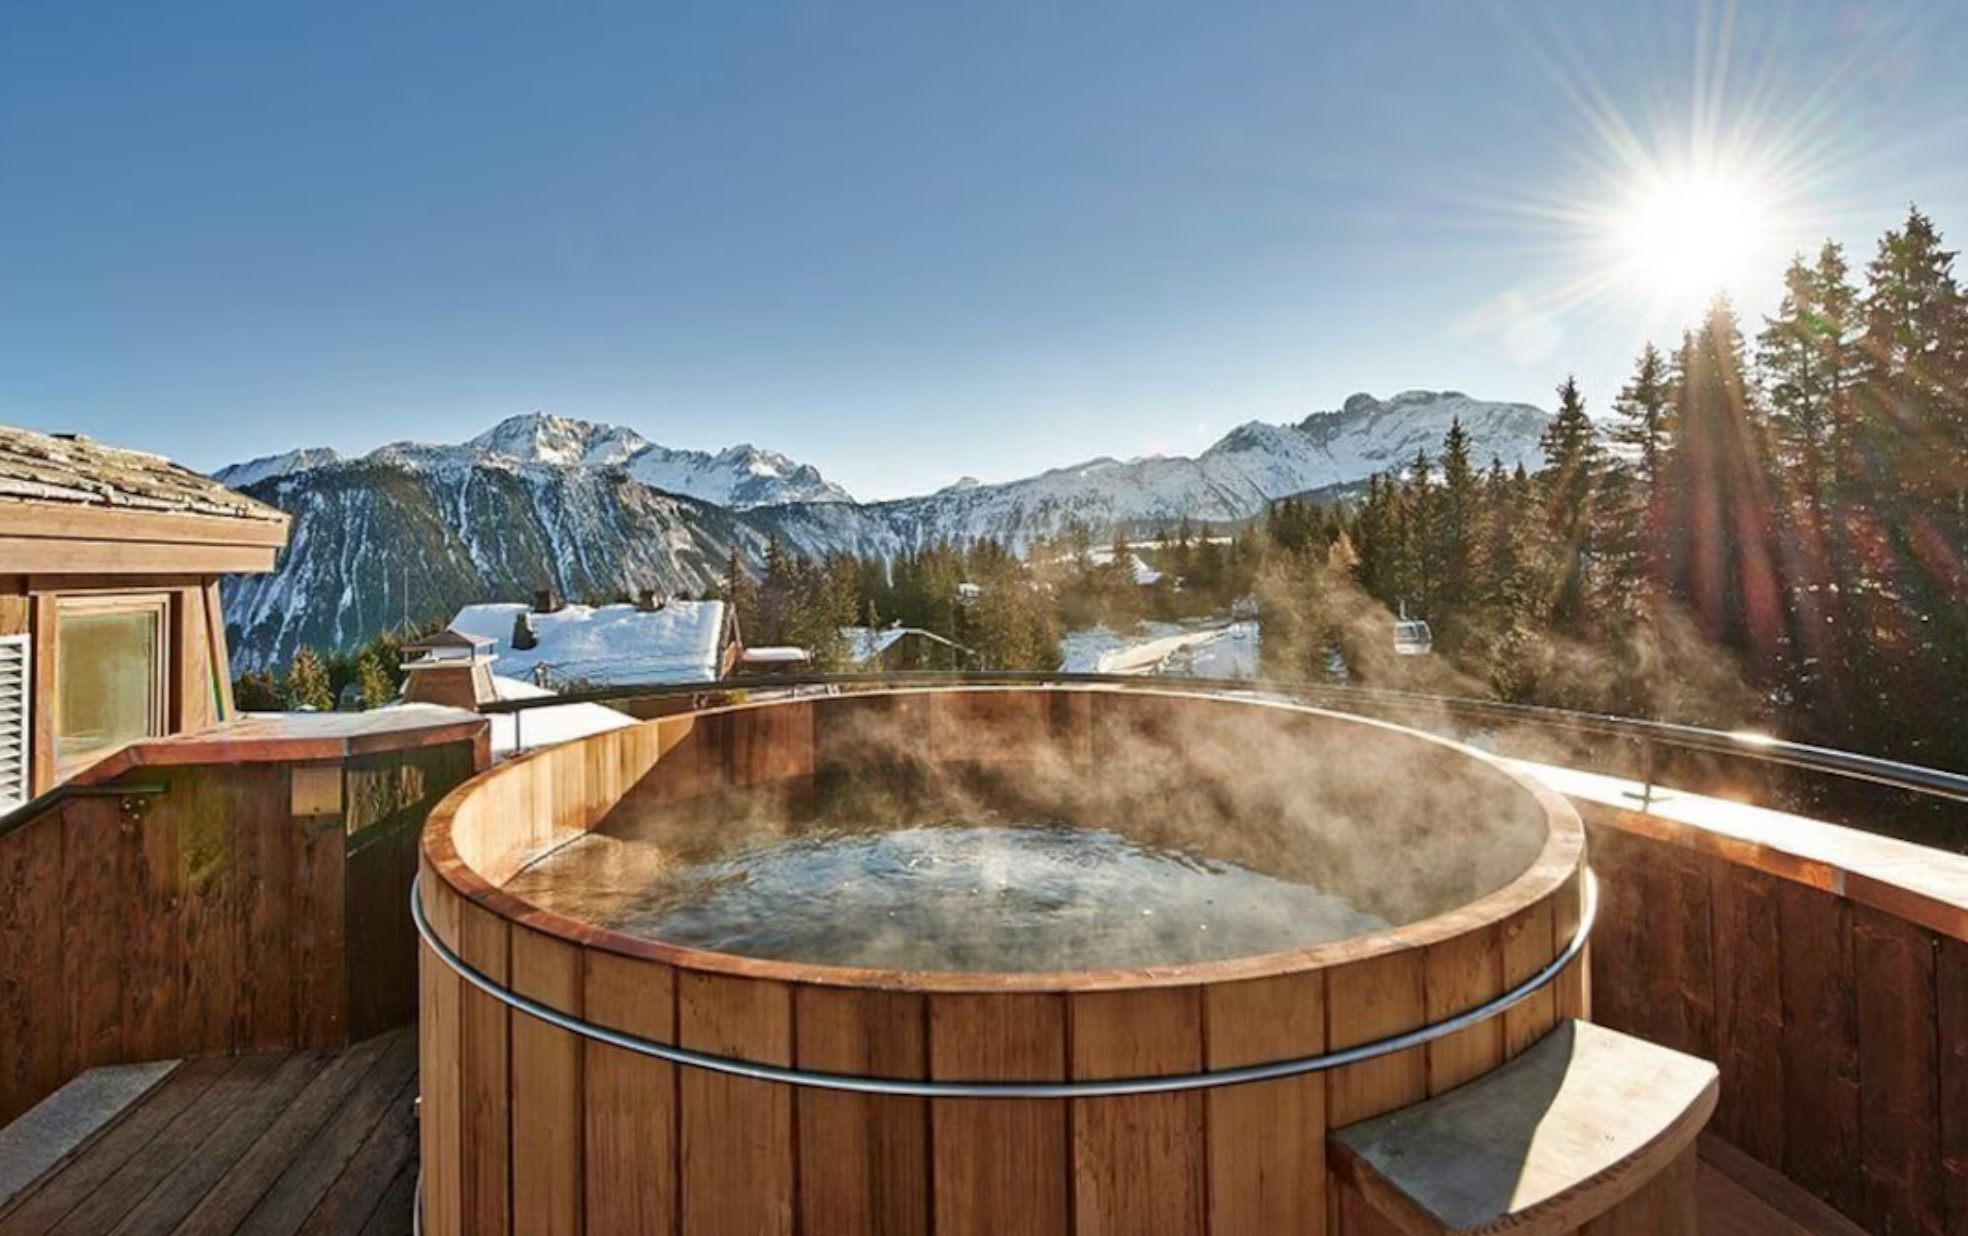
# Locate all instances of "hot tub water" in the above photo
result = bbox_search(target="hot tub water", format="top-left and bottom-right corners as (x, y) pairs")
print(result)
(504, 816), (1390, 972)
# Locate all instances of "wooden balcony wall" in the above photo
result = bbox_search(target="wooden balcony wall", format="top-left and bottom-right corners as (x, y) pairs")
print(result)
(0, 718), (486, 1127)
(1582, 796), (1968, 1236)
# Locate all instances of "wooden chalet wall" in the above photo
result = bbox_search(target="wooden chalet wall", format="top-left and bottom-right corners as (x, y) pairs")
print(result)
(0, 726), (482, 1126)
(1584, 801), (1968, 1236)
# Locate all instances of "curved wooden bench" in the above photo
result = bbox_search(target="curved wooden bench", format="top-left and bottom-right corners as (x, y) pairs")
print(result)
(1329, 1020), (1718, 1235)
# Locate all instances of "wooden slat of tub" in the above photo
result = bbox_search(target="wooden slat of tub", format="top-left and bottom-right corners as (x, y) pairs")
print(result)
(418, 869), (464, 1236)
(677, 970), (794, 1236)
(510, 924), (585, 1236)
(585, 948), (678, 1236)
(1203, 972), (1326, 1236)
(1424, 921), (1504, 1096)
(1325, 951), (1428, 1127)
(731, 698), (813, 787)
(457, 900), (512, 1236)
(1553, 864), (1591, 1022)
(928, 992), (1069, 1236)
(642, 714), (718, 808)
(1500, 898), (1559, 1059)
(1069, 987), (1206, 1236)
(794, 987), (928, 1236)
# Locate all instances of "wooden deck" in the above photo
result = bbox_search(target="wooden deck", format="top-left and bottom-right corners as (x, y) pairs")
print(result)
(0, 1021), (1873, 1236)
(0, 1029), (416, 1236)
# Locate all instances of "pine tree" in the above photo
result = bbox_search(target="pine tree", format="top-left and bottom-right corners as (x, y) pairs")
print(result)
(1437, 419), (1479, 611)
(1605, 344), (1674, 600)
(1759, 244), (1857, 508)
(1855, 207), (1967, 509)
(354, 650), (396, 709)
(1666, 297), (1781, 665)
(1848, 206), (1968, 762)
(1537, 376), (1602, 629)
(233, 670), (281, 712)
(722, 547), (760, 647)
(284, 646), (334, 712)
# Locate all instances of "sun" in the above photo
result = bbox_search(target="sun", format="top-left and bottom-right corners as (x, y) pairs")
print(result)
(1614, 168), (1770, 304)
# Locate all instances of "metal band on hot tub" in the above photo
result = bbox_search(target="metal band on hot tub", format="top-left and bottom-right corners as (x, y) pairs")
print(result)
(410, 870), (1596, 1100)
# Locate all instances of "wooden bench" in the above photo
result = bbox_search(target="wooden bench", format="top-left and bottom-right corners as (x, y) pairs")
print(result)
(1329, 1019), (1719, 1235)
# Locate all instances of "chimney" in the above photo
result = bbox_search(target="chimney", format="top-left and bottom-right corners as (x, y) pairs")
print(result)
(399, 632), (499, 711)
(637, 587), (664, 612)
(533, 587), (559, 615)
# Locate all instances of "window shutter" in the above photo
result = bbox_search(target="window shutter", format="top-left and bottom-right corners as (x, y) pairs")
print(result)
(0, 635), (29, 811)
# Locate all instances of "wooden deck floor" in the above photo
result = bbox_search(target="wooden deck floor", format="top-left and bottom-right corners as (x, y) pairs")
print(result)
(0, 1029), (416, 1236)
(0, 1022), (1870, 1236)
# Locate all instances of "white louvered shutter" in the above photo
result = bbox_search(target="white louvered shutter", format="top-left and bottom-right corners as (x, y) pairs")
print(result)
(0, 636), (29, 811)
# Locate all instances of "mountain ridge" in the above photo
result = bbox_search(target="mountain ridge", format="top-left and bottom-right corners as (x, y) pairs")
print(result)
(217, 391), (1552, 669)
(218, 411), (855, 509)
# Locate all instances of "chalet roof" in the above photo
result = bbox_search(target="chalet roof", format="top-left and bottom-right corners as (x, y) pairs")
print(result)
(447, 600), (730, 686)
(840, 626), (976, 664)
(404, 629), (496, 652)
(0, 425), (284, 523)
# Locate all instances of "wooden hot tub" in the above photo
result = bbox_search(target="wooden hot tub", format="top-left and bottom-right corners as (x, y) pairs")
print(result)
(416, 687), (1587, 1236)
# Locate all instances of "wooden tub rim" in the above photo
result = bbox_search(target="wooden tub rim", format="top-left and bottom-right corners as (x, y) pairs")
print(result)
(420, 685), (1587, 994)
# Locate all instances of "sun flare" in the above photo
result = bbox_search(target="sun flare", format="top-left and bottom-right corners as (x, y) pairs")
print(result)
(1615, 168), (1770, 303)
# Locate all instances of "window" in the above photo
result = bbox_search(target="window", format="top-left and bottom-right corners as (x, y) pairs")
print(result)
(56, 594), (169, 772)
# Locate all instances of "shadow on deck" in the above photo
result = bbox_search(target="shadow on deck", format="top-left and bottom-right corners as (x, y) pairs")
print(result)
(0, 1028), (416, 1236)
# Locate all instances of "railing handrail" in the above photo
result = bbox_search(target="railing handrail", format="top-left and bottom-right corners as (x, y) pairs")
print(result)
(478, 669), (1968, 808)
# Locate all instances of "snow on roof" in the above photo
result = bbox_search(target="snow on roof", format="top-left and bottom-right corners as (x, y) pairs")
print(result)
(405, 629), (495, 651)
(483, 675), (638, 758)
(839, 626), (975, 664)
(740, 646), (810, 664)
(447, 600), (728, 686)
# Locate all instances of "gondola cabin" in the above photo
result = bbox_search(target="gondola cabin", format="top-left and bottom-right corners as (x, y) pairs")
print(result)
(1393, 617), (1433, 655)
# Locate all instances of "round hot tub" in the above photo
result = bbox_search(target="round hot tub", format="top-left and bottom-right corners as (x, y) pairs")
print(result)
(416, 688), (1587, 1236)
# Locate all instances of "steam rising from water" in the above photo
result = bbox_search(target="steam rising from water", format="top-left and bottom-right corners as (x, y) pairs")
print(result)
(496, 691), (1561, 975)
(506, 815), (1390, 971)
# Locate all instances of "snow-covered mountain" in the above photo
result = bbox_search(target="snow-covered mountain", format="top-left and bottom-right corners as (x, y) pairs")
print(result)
(217, 391), (1550, 668)
(218, 413), (854, 509)
(213, 447), (345, 489)
(762, 390), (1552, 556)
(222, 455), (766, 670)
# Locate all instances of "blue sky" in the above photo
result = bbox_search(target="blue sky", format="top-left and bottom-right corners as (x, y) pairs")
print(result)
(3, 1), (1965, 499)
